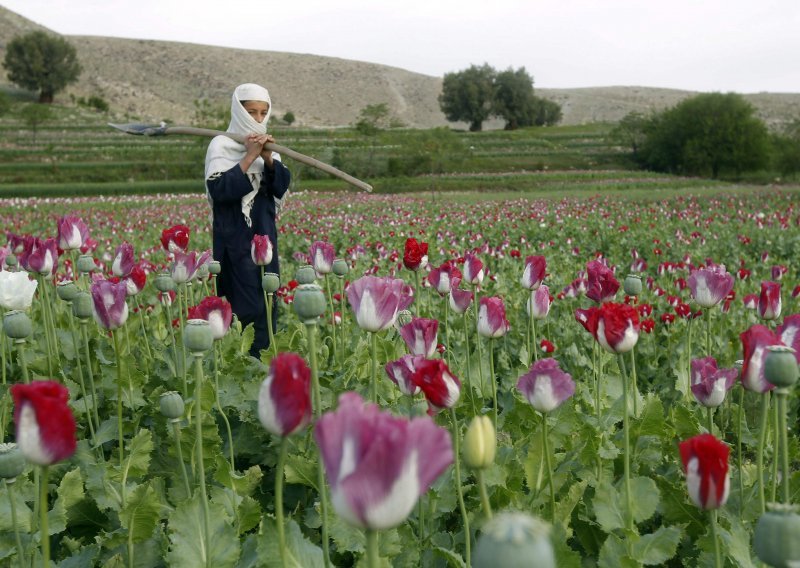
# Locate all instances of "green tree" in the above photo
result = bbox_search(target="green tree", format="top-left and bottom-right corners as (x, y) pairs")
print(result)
(609, 111), (651, 158)
(354, 103), (390, 136)
(438, 64), (496, 131)
(282, 111), (296, 126)
(3, 31), (82, 103)
(531, 97), (562, 126)
(20, 103), (53, 143)
(772, 119), (800, 179)
(638, 92), (770, 178)
(492, 67), (537, 130)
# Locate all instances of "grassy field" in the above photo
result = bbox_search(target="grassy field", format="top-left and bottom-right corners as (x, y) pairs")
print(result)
(0, 102), (790, 197)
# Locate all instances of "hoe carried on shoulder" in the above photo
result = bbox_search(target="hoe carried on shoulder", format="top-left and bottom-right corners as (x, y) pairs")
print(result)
(108, 123), (373, 193)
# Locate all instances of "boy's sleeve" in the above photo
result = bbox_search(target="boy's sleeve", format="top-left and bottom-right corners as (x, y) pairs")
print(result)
(261, 158), (291, 200)
(207, 166), (257, 203)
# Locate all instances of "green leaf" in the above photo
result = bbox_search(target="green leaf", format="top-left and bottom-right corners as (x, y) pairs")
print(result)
(721, 516), (757, 568)
(598, 533), (639, 568)
(432, 546), (467, 568)
(214, 458), (264, 497)
(630, 476), (660, 524)
(257, 517), (324, 568)
(121, 428), (154, 480)
(119, 481), (162, 544)
(554, 480), (588, 530)
(285, 453), (318, 490)
(48, 467), (85, 535)
(593, 481), (625, 532)
(632, 525), (682, 565)
(166, 495), (240, 567)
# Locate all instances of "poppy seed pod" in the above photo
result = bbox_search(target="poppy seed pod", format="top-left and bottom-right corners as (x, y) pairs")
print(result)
(5, 253), (17, 268)
(72, 291), (94, 320)
(76, 254), (96, 274)
(473, 512), (556, 568)
(154, 273), (176, 293)
(293, 284), (326, 323)
(463, 415), (496, 470)
(332, 258), (349, 277)
(753, 504), (800, 568)
(295, 265), (317, 285)
(56, 280), (79, 303)
(159, 391), (185, 420)
(208, 260), (221, 275)
(764, 345), (799, 388)
(3, 310), (32, 339)
(623, 274), (642, 297)
(183, 319), (213, 353)
(262, 272), (281, 293)
(0, 443), (26, 480)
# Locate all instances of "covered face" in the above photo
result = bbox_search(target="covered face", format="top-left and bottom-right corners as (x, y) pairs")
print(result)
(228, 83), (272, 135)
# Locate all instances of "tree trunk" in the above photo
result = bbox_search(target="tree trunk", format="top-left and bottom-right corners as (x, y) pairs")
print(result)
(469, 121), (483, 132)
(39, 91), (54, 104)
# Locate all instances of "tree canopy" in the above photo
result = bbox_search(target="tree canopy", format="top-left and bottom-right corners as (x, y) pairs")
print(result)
(439, 64), (561, 131)
(3, 31), (82, 103)
(636, 92), (770, 178)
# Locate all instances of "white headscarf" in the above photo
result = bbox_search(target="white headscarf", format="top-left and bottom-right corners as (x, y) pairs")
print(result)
(204, 83), (281, 226)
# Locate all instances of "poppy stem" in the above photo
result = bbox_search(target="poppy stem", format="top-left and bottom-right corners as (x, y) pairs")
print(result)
(14, 339), (29, 384)
(709, 509), (722, 568)
(617, 353), (634, 532)
(112, 330), (125, 466)
(80, 321), (101, 431)
(736, 385), (744, 520)
(476, 469), (493, 520)
(449, 408), (471, 567)
(630, 347), (639, 417)
(133, 295), (153, 365)
(370, 331), (378, 404)
(68, 310), (96, 447)
(365, 528), (380, 568)
(756, 391), (771, 514)
(163, 301), (184, 397)
(489, 338), (498, 428)
(307, 324), (331, 568)
(324, 274), (337, 364)
(275, 436), (289, 568)
(462, 310), (476, 417)
(171, 419), (192, 497)
(531, 317), (539, 363)
(40, 465), (50, 568)
(770, 399), (780, 503)
(5, 478), (26, 568)
(778, 389), (790, 504)
(542, 411), (555, 522)
(213, 344), (235, 471)
(192, 352), (212, 568)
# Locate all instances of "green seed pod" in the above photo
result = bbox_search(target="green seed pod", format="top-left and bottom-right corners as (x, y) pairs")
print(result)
(764, 346), (799, 388)
(623, 274), (643, 297)
(3, 310), (32, 340)
(295, 265), (317, 285)
(332, 258), (349, 277)
(0, 443), (25, 480)
(154, 273), (176, 293)
(754, 505), (800, 567)
(262, 272), (281, 294)
(463, 415), (496, 470)
(195, 263), (209, 281)
(56, 280), (79, 302)
(5, 254), (17, 268)
(72, 291), (94, 320)
(293, 284), (326, 323)
(474, 512), (556, 568)
(76, 255), (96, 274)
(208, 260), (221, 275)
(159, 391), (185, 420)
(183, 319), (213, 353)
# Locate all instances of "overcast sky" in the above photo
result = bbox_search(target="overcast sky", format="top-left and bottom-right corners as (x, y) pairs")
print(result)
(3, 0), (799, 93)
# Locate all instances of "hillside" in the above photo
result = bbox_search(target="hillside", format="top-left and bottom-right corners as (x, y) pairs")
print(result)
(2, 6), (800, 129)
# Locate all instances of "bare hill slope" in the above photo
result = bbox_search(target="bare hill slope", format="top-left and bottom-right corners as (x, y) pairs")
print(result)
(2, 6), (799, 128)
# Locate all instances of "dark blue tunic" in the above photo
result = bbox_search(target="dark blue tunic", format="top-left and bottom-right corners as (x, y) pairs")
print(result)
(206, 161), (290, 356)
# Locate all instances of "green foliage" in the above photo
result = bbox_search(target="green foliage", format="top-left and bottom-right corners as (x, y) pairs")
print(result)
(637, 92), (771, 178)
(2, 31), (82, 103)
(0, 91), (11, 116)
(192, 98), (228, 129)
(354, 103), (391, 136)
(439, 63), (496, 131)
(283, 111), (296, 126)
(772, 120), (800, 179)
(18, 103), (53, 143)
(492, 67), (537, 130)
(609, 111), (651, 158)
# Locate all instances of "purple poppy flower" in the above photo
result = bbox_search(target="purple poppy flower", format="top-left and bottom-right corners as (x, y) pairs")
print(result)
(586, 260), (619, 303)
(427, 262), (462, 296)
(251, 234), (273, 266)
(688, 266), (734, 308)
(56, 215), (89, 251)
(521, 255), (546, 290)
(91, 279), (129, 330)
(258, 353), (312, 437)
(385, 354), (425, 396)
(758, 281), (781, 320)
(399, 317), (439, 358)
(740, 324), (783, 392)
(777, 314), (800, 363)
(477, 296), (510, 338)
(347, 275), (414, 332)
(448, 277), (473, 314)
(112, 242), (135, 278)
(690, 357), (738, 407)
(516, 358), (575, 413)
(310, 241), (335, 275)
(27, 237), (58, 275)
(527, 285), (551, 320)
(462, 252), (484, 286)
(171, 250), (211, 284)
(314, 392), (453, 530)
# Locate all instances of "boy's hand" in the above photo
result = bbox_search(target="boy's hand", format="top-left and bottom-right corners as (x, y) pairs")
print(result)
(260, 134), (276, 169)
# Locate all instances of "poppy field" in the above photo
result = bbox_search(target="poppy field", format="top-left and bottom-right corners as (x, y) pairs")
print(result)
(1, 187), (800, 567)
